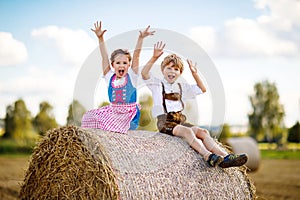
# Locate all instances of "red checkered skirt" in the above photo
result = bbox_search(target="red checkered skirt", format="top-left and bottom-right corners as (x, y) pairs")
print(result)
(81, 103), (140, 134)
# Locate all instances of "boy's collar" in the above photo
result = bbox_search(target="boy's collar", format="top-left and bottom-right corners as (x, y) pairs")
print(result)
(162, 78), (177, 86)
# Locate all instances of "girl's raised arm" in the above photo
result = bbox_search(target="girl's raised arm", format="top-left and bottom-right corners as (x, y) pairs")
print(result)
(91, 21), (110, 75)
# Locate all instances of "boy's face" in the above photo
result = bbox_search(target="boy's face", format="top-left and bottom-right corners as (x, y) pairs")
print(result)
(162, 62), (181, 84)
(112, 54), (130, 79)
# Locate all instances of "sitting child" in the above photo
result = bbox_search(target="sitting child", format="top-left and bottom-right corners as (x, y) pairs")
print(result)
(141, 41), (248, 168)
(81, 21), (154, 133)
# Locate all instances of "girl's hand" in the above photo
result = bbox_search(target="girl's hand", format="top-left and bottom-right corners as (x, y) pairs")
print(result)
(91, 21), (107, 41)
(153, 41), (166, 59)
(139, 25), (155, 38)
(187, 59), (198, 74)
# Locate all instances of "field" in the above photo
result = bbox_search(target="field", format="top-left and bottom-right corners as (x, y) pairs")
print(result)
(248, 159), (300, 199)
(1, 154), (300, 199)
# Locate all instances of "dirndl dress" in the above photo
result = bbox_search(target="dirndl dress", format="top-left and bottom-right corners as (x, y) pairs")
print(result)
(81, 73), (141, 133)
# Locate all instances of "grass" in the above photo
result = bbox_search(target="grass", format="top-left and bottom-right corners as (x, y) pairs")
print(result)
(0, 139), (35, 154)
(257, 142), (300, 160)
(258, 142), (300, 150)
(260, 150), (300, 160)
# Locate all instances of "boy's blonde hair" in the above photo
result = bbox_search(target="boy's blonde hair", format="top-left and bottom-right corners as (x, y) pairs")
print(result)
(110, 49), (132, 63)
(161, 54), (184, 73)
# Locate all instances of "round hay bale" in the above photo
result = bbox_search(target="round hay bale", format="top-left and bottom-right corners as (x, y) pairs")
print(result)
(226, 137), (261, 171)
(19, 126), (256, 199)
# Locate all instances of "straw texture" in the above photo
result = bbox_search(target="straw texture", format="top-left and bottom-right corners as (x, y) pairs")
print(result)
(19, 126), (256, 199)
(19, 126), (118, 200)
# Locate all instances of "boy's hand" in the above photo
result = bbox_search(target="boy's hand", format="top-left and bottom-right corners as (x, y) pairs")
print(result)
(153, 41), (166, 59)
(91, 21), (107, 41)
(187, 59), (198, 74)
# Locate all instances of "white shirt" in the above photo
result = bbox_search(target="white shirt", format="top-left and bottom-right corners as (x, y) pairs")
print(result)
(144, 74), (203, 117)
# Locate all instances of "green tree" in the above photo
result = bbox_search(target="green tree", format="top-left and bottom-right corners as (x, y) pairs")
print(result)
(219, 123), (232, 142)
(248, 80), (285, 143)
(99, 101), (110, 107)
(3, 99), (38, 142)
(33, 101), (58, 135)
(3, 105), (14, 138)
(138, 95), (157, 131)
(287, 121), (300, 143)
(66, 100), (86, 126)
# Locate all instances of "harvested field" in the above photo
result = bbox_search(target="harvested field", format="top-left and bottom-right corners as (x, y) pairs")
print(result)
(3, 158), (300, 199)
(248, 159), (300, 200)
(1, 148), (300, 199)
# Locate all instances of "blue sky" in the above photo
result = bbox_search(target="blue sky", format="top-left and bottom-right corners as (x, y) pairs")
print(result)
(1, 0), (299, 127)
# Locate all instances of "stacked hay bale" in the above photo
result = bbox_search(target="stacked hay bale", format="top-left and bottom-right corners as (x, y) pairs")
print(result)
(19, 126), (256, 199)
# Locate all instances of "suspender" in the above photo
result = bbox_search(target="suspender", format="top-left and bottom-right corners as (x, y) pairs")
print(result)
(161, 82), (184, 113)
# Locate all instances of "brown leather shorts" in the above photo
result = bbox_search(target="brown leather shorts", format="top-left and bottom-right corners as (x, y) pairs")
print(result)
(157, 112), (193, 135)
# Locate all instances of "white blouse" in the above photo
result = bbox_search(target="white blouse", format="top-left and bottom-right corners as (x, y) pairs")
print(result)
(104, 68), (138, 87)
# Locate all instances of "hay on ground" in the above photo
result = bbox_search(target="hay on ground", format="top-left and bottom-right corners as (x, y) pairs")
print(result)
(19, 126), (256, 199)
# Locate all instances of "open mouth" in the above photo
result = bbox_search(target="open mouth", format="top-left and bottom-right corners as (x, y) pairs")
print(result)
(168, 75), (175, 80)
(118, 69), (125, 76)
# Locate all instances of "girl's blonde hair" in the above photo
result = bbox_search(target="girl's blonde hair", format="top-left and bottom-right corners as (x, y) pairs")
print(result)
(110, 49), (132, 63)
(161, 54), (184, 73)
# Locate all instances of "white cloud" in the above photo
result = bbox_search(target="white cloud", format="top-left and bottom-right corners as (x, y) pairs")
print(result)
(188, 0), (300, 58)
(255, 0), (300, 27)
(0, 65), (77, 124)
(188, 26), (216, 52)
(1, 26), (97, 124)
(0, 32), (28, 66)
(31, 26), (96, 66)
(223, 17), (298, 57)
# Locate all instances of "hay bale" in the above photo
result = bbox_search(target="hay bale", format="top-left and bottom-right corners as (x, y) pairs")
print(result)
(19, 126), (256, 199)
(226, 137), (261, 171)
(19, 126), (118, 199)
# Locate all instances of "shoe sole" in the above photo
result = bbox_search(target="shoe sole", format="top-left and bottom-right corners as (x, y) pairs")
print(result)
(219, 155), (248, 168)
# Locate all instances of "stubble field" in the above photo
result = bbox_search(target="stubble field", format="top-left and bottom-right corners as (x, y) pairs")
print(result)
(0, 156), (300, 200)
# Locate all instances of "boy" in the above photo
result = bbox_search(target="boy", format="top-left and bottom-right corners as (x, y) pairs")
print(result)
(141, 42), (248, 168)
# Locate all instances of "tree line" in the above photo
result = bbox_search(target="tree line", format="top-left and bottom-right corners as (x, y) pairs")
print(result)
(1, 96), (156, 143)
(1, 80), (300, 145)
(2, 99), (85, 141)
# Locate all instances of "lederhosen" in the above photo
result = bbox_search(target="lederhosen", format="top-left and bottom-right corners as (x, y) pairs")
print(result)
(157, 82), (193, 135)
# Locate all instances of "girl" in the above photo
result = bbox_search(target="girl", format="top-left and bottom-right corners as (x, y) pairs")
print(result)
(81, 21), (154, 133)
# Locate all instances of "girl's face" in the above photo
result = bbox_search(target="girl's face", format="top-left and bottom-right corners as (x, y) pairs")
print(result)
(112, 54), (130, 79)
(162, 62), (181, 84)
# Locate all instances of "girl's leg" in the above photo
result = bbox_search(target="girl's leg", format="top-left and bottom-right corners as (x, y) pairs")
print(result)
(191, 126), (228, 157)
(173, 125), (211, 161)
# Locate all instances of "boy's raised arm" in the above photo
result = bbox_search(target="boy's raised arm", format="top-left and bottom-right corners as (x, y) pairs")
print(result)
(187, 59), (207, 93)
(141, 41), (165, 80)
(91, 21), (110, 76)
(131, 25), (155, 74)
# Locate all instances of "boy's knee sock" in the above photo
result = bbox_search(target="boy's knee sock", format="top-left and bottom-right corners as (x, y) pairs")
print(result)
(203, 135), (227, 156)
(189, 138), (211, 160)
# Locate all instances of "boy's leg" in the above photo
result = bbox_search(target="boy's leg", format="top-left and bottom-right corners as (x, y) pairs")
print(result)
(192, 126), (228, 157)
(191, 127), (248, 168)
(173, 125), (211, 161)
